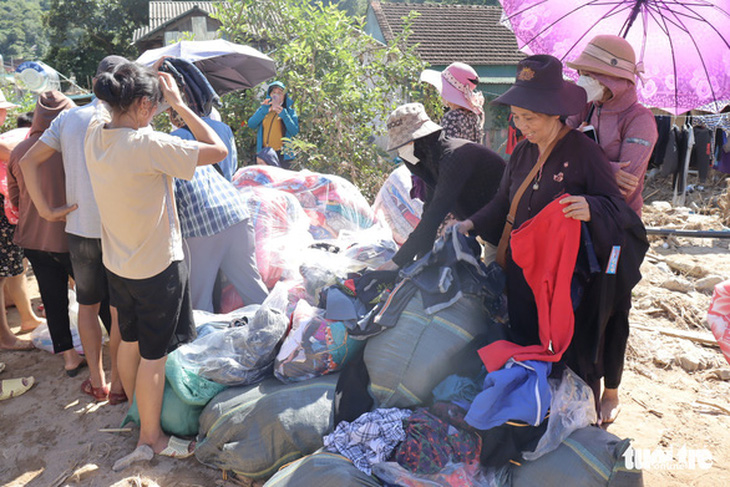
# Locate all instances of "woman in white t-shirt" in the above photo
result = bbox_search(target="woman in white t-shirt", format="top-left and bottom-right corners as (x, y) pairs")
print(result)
(83, 62), (227, 470)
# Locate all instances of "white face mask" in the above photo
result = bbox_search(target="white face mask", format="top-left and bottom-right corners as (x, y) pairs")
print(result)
(397, 142), (419, 165)
(577, 75), (605, 103)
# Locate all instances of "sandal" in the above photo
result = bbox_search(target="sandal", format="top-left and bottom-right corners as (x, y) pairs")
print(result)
(112, 444), (154, 472)
(0, 377), (35, 401)
(109, 390), (128, 406)
(81, 378), (110, 402)
(65, 358), (87, 378)
(159, 436), (196, 459)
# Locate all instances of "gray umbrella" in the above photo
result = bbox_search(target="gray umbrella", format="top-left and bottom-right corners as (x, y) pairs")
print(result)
(136, 39), (276, 95)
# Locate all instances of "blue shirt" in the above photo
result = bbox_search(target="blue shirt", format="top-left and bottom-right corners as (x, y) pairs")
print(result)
(172, 124), (249, 238)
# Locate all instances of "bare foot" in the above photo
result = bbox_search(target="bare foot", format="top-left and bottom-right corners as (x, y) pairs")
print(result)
(18, 318), (45, 335)
(600, 388), (621, 424)
(0, 337), (35, 351)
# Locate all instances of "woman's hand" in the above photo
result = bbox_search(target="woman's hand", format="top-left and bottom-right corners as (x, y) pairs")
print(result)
(560, 195), (591, 221)
(615, 162), (639, 197)
(40, 203), (78, 222)
(377, 259), (399, 271)
(158, 72), (184, 109)
(453, 219), (474, 235)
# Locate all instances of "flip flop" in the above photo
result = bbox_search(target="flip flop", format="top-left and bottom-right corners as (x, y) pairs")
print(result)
(109, 389), (128, 406)
(0, 377), (35, 401)
(159, 436), (196, 459)
(81, 378), (110, 402)
(65, 359), (88, 377)
(0, 339), (35, 351)
(112, 444), (154, 472)
(0, 362), (5, 374)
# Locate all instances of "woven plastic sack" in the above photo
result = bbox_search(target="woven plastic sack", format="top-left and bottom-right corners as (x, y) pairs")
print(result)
(196, 373), (338, 479)
(275, 300), (364, 382)
(122, 353), (227, 437)
(512, 427), (642, 487)
(364, 292), (488, 408)
(263, 451), (382, 487)
(372, 164), (423, 245)
(707, 278), (730, 366)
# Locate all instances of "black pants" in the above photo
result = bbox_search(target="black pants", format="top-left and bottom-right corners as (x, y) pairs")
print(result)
(603, 308), (630, 389)
(24, 250), (74, 354)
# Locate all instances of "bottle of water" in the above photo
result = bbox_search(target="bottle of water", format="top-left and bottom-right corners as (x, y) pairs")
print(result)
(15, 61), (61, 93)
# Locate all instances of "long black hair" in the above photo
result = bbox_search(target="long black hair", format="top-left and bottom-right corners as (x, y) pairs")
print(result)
(94, 62), (163, 114)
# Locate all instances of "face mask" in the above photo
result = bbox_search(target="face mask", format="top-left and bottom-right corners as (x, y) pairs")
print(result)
(577, 75), (605, 103)
(397, 142), (419, 165)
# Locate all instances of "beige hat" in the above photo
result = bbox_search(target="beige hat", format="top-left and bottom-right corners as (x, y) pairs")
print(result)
(386, 103), (442, 151)
(567, 35), (642, 84)
(0, 90), (19, 110)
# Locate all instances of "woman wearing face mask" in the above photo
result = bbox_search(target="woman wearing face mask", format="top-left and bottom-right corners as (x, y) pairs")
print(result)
(568, 35), (658, 216)
(454, 57), (647, 418)
(567, 35), (657, 425)
(378, 103), (505, 270)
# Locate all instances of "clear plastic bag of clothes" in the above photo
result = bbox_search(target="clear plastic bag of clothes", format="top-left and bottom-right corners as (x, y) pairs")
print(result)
(31, 289), (107, 354)
(192, 306), (260, 338)
(238, 186), (313, 288)
(233, 165), (377, 240)
(232, 164), (295, 189)
(522, 367), (598, 461)
(707, 278), (730, 366)
(274, 300), (364, 382)
(372, 164), (423, 245)
(175, 286), (290, 386)
(371, 461), (510, 487)
(337, 224), (398, 271)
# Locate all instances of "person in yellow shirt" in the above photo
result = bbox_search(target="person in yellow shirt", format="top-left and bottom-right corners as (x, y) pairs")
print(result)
(247, 81), (299, 168)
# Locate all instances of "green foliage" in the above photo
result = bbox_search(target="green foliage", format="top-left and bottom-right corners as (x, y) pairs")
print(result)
(0, 89), (38, 134)
(43, 0), (148, 89)
(387, 0), (500, 5)
(215, 0), (441, 200)
(0, 0), (49, 61)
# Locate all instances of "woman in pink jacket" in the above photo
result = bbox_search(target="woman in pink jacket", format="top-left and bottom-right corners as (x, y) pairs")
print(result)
(567, 35), (658, 424)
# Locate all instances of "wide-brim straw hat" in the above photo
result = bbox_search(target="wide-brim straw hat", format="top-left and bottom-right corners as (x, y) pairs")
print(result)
(567, 35), (640, 84)
(386, 103), (442, 151)
(494, 54), (586, 116)
(0, 90), (19, 110)
(421, 62), (484, 114)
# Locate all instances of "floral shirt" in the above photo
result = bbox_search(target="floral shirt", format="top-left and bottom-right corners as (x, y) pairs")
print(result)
(441, 108), (484, 144)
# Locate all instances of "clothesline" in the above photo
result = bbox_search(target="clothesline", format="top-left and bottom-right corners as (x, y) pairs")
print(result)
(690, 113), (730, 133)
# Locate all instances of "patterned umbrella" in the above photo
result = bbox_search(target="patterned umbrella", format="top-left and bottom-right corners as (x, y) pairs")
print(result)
(136, 39), (276, 95)
(499, 0), (730, 115)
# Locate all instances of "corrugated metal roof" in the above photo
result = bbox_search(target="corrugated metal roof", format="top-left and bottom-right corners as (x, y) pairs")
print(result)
(133, 2), (229, 43)
(371, 1), (524, 66)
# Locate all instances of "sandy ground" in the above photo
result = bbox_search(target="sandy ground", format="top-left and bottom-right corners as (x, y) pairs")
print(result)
(2, 174), (730, 486)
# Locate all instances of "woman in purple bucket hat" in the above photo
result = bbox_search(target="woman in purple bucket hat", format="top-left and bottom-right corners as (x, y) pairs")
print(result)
(454, 55), (648, 422)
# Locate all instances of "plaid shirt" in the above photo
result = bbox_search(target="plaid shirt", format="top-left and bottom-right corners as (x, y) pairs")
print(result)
(172, 128), (248, 238)
(323, 408), (412, 475)
(174, 164), (249, 238)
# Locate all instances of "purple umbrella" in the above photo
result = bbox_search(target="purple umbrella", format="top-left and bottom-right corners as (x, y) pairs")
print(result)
(499, 0), (730, 115)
